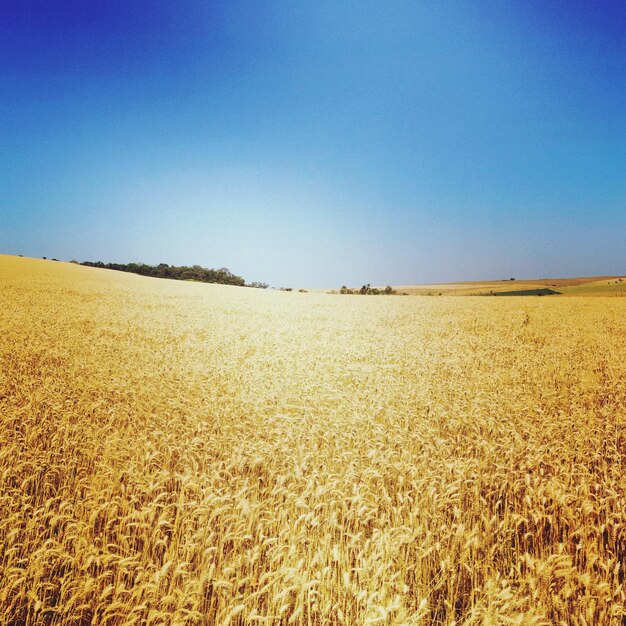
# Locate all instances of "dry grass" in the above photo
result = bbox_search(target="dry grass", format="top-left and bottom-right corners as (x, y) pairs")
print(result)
(389, 276), (625, 296)
(1, 254), (625, 625)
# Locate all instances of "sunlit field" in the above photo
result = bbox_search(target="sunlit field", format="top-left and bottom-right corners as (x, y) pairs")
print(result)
(386, 277), (626, 297)
(1, 254), (625, 626)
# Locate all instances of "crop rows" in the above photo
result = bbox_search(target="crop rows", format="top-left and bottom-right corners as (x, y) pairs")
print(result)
(1, 256), (625, 624)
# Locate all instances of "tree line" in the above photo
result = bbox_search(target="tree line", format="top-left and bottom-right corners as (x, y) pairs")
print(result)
(80, 261), (268, 288)
(339, 284), (396, 295)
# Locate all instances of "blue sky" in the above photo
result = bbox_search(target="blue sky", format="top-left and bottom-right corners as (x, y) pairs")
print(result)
(1, 0), (624, 287)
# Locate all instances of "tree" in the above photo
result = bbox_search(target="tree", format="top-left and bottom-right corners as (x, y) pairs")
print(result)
(80, 260), (248, 286)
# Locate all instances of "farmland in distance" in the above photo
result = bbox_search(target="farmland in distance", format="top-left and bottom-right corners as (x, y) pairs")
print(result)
(1, 254), (625, 625)
(382, 276), (626, 297)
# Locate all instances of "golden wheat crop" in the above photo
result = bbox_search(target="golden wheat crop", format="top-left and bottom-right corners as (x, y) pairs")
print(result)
(1, 254), (625, 625)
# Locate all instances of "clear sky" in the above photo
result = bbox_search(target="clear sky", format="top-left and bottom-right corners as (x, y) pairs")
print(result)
(1, 1), (625, 287)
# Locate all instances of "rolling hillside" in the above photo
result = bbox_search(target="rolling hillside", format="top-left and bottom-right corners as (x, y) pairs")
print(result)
(387, 275), (625, 296)
(1, 254), (625, 625)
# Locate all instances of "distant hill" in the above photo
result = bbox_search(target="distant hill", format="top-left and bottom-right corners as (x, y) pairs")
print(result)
(1, 254), (273, 289)
(80, 260), (248, 286)
(385, 276), (625, 296)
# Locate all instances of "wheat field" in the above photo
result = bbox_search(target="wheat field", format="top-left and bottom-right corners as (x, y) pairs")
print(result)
(1, 254), (625, 626)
